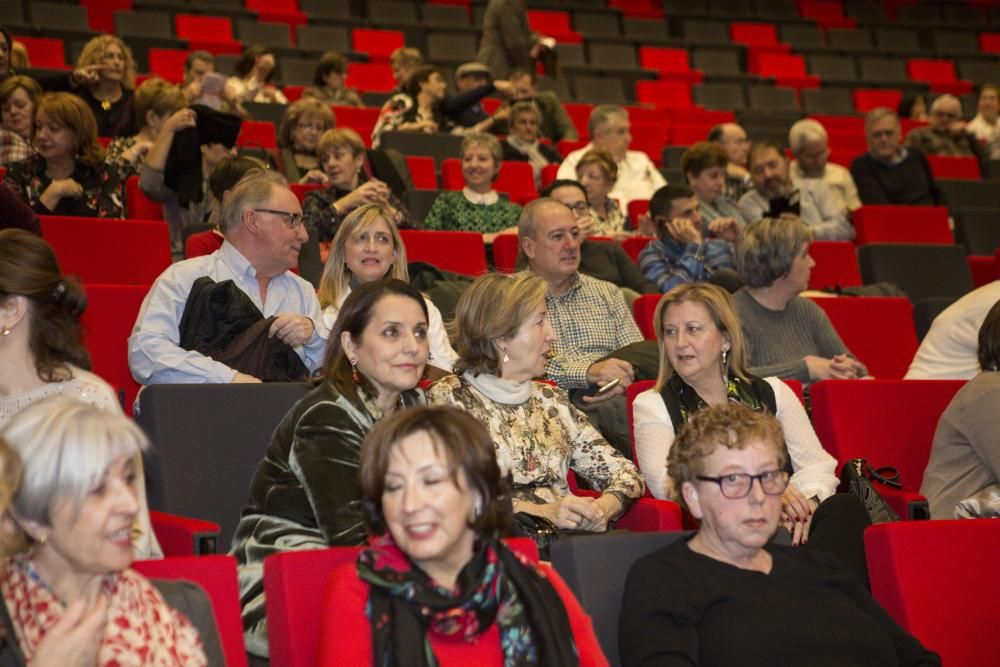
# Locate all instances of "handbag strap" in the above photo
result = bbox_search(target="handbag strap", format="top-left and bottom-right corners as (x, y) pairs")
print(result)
(864, 461), (903, 489)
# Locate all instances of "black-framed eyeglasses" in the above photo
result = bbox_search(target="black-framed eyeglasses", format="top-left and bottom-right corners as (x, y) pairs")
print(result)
(696, 470), (789, 499)
(563, 201), (589, 214)
(253, 208), (304, 230)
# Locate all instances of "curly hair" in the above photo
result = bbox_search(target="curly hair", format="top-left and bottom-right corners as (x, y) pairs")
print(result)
(76, 34), (136, 90)
(278, 97), (334, 149)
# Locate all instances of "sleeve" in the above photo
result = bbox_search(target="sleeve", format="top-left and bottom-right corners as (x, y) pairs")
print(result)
(288, 401), (369, 545)
(614, 244), (659, 294)
(316, 565), (373, 665)
(494, 6), (533, 71)
(97, 162), (125, 219)
(611, 284), (645, 347)
(954, 384), (1000, 485)
(296, 287), (330, 374)
(850, 157), (893, 205)
(807, 184), (854, 241)
(138, 164), (172, 203)
(424, 298), (459, 372)
(638, 240), (708, 293)
(542, 565), (610, 667)
(841, 169), (863, 212)
(544, 353), (593, 388)
(769, 378), (838, 500)
(737, 192), (767, 225)
(127, 270), (241, 385)
(421, 192), (452, 230)
(302, 189), (344, 243)
(2, 161), (38, 211)
(556, 150), (581, 181)
(632, 389), (675, 500)
(440, 82), (496, 118)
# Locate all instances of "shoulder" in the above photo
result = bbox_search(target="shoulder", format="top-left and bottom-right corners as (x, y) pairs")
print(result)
(956, 372), (1000, 407)
(577, 272), (621, 296)
(64, 367), (122, 413)
(791, 296), (828, 318)
(850, 152), (876, 170)
(427, 373), (465, 397)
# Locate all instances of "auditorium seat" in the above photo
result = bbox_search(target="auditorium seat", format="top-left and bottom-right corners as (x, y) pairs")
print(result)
(80, 283), (148, 416)
(149, 511), (221, 557)
(41, 216), (172, 285)
(439, 159), (537, 201)
(491, 233), (519, 274)
(925, 155), (981, 180)
(632, 293), (660, 340)
(236, 120), (277, 149)
(907, 58), (974, 96)
(404, 155), (437, 190)
(955, 209), (1000, 256)
(345, 62), (395, 93)
(621, 235), (654, 264)
(400, 189), (440, 226)
(148, 47), (190, 84)
(12, 35), (68, 69)
(635, 80), (695, 108)
(289, 182), (324, 204)
(175, 14), (241, 52)
(853, 205), (952, 245)
(527, 9), (582, 43)
(351, 28), (404, 60)
(380, 131), (463, 163)
(853, 88), (903, 113)
(400, 229), (488, 276)
(807, 240), (862, 289)
(125, 175), (164, 220)
(858, 243), (974, 304)
(638, 47), (704, 83)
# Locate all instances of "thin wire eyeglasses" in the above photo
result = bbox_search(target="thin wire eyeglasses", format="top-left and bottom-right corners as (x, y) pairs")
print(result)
(253, 209), (304, 230)
(695, 470), (790, 499)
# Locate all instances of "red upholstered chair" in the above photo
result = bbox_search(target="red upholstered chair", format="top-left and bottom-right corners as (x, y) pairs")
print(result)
(147, 48), (190, 84)
(632, 293), (661, 340)
(627, 199), (650, 230)
(351, 28), (404, 60)
(236, 120), (277, 149)
(185, 231), (224, 259)
(809, 379), (966, 519)
(12, 36), (68, 69)
(563, 103), (594, 139)
(282, 85), (305, 102)
(399, 229), (488, 276)
(289, 182), (324, 204)
(980, 32), (1000, 55)
(638, 47), (703, 83)
(345, 62), (396, 93)
(865, 519), (1000, 666)
(526, 10), (582, 43)
(133, 555), (248, 667)
(42, 216), (172, 285)
(80, 283), (149, 415)
(440, 159), (538, 201)
(635, 80), (694, 109)
(541, 163), (560, 189)
(557, 138), (589, 156)
(753, 53), (821, 91)
(853, 88), (903, 114)
(621, 235), (654, 264)
(332, 105), (381, 144)
(807, 240), (862, 289)
(149, 511), (221, 557)
(730, 22), (783, 48)
(853, 205), (952, 245)
(806, 296), (918, 379)
(906, 58), (974, 96)
(125, 175), (163, 220)
(405, 155), (437, 189)
(968, 255), (996, 287)
(925, 155), (981, 180)
(492, 233), (520, 273)
(175, 15), (241, 51)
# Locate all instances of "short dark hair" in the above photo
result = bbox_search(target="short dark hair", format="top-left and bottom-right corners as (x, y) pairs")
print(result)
(978, 298), (1000, 372)
(235, 45), (277, 82)
(681, 141), (728, 181)
(359, 405), (512, 537)
(185, 50), (213, 72)
(507, 68), (536, 83)
(748, 139), (785, 166)
(541, 179), (587, 201)
(208, 156), (268, 202)
(312, 51), (348, 86)
(649, 184), (694, 218)
(403, 65), (441, 99)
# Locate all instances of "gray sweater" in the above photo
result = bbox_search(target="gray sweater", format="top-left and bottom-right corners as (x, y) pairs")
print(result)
(733, 288), (852, 382)
(921, 372), (1000, 519)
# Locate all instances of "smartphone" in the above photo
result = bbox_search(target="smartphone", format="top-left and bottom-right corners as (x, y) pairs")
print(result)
(767, 189), (801, 217)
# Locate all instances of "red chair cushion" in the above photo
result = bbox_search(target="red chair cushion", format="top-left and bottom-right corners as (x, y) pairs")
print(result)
(807, 296), (918, 379)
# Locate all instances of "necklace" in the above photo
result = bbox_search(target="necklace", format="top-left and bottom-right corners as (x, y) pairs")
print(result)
(100, 99), (112, 111)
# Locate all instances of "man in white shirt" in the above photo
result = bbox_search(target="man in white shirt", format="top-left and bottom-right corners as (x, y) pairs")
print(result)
(966, 84), (1000, 159)
(129, 171), (328, 385)
(556, 104), (666, 209)
(788, 118), (862, 219)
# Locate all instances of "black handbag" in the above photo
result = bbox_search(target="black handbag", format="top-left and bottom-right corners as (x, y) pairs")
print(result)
(838, 458), (902, 524)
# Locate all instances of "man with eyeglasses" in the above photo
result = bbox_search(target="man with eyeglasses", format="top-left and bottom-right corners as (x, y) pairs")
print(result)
(129, 171), (327, 385)
(708, 122), (752, 203)
(850, 107), (945, 206)
(904, 94), (984, 160)
(788, 119), (861, 220)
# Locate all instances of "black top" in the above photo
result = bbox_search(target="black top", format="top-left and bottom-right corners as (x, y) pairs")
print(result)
(850, 150), (944, 207)
(80, 87), (137, 138)
(501, 139), (563, 164)
(619, 539), (941, 667)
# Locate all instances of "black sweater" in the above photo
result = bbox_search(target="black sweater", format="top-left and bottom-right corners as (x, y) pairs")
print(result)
(850, 151), (944, 207)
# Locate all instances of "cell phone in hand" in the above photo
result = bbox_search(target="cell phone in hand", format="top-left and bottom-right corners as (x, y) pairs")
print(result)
(767, 189), (801, 218)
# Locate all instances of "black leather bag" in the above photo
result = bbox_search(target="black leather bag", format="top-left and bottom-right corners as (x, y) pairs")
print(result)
(838, 458), (902, 524)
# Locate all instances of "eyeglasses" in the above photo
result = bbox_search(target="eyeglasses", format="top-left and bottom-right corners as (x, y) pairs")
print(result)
(563, 201), (589, 214)
(696, 469), (789, 499)
(297, 122), (326, 132)
(253, 208), (304, 230)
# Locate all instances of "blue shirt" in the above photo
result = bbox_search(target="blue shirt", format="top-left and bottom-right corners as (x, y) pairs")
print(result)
(638, 235), (735, 293)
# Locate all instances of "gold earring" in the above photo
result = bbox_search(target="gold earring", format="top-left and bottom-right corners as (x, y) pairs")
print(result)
(0, 326), (9, 336)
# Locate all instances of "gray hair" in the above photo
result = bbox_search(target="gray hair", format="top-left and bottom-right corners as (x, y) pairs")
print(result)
(788, 119), (828, 156)
(509, 100), (541, 124)
(517, 197), (565, 241)
(218, 169), (289, 234)
(735, 216), (814, 288)
(460, 132), (503, 168)
(930, 93), (961, 115)
(864, 107), (900, 135)
(1, 396), (148, 532)
(587, 104), (627, 138)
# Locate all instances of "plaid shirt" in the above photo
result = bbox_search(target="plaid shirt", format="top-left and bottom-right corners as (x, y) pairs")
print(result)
(0, 128), (31, 167)
(543, 272), (643, 388)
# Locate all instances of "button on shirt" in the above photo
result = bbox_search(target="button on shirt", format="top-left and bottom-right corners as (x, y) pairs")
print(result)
(129, 241), (328, 384)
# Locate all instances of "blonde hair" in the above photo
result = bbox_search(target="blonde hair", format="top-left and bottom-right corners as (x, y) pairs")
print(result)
(133, 77), (185, 130)
(576, 148), (618, 182)
(318, 204), (408, 308)
(317, 127), (365, 159)
(278, 97), (335, 149)
(76, 34), (136, 90)
(34, 92), (103, 167)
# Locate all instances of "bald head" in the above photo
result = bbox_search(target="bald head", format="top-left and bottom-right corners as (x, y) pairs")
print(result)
(712, 122), (749, 168)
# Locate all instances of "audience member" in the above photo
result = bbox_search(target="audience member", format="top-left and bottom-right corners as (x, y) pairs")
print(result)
(851, 107), (944, 205)
(183, 155), (270, 258)
(733, 216), (866, 383)
(476, 0), (550, 78)
(788, 118), (862, 218)
(907, 281), (1000, 380)
(428, 273), (644, 546)
(129, 171), (327, 385)
(638, 184), (738, 294)
(501, 100), (561, 188)
(898, 91), (929, 121)
(576, 148), (630, 239)
(318, 204), (458, 374)
(302, 128), (415, 243)
(0, 28), (11, 82)
(449, 62), (511, 133)
(708, 122), (752, 202)
(0, 397), (215, 665)
(225, 45), (287, 117)
(231, 279), (428, 658)
(181, 50), (215, 104)
(681, 141), (747, 227)
(276, 97), (335, 183)
(495, 67), (578, 142)
(0, 75), (39, 165)
(922, 298), (1000, 519)
(4, 92), (123, 218)
(620, 403), (940, 667)
(738, 140), (854, 241)
(905, 94), (983, 158)
(302, 51), (362, 107)
(60, 35), (138, 138)
(967, 84), (1000, 158)
(423, 133), (522, 241)
(387, 47), (423, 95)
(557, 105), (666, 208)
(8, 39), (27, 71)
(319, 405), (604, 665)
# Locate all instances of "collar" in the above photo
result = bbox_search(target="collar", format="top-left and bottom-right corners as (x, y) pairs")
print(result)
(218, 240), (259, 283)
(546, 272), (582, 300)
(507, 134), (538, 151)
(870, 146), (908, 165)
(462, 371), (532, 405)
(462, 187), (499, 205)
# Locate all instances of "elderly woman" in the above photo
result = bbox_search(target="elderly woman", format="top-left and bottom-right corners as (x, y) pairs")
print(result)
(576, 148), (629, 239)
(922, 299), (1000, 518)
(501, 100), (561, 188)
(318, 405), (605, 666)
(230, 279), (429, 658)
(68, 35), (138, 138)
(319, 204), (458, 374)
(0, 397), (210, 665)
(682, 141), (748, 228)
(428, 273), (644, 542)
(621, 403), (940, 666)
(733, 216), (867, 383)
(276, 97), (334, 184)
(225, 44), (287, 116)
(423, 133), (522, 242)
(0, 75), (40, 165)
(303, 51), (362, 107)
(3, 92), (122, 218)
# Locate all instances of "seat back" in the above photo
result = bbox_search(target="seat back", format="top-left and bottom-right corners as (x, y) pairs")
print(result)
(41, 216), (172, 285)
(858, 243), (974, 303)
(865, 519), (1000, 666)
(807, 240), (861, 289)
(175, 14), (236, 44)
(345, 62), (396, 92)
(136, 383), (312, 548)
(807, 296), (918, 379)
(853, 205), (952, 245)
(134, 555), (249, 667)
(492, 233), (520, 273)
(236, 120), (277, 149)
(404, 155), (437, 189)
(632, 293), (661, 340)
(550, 531), (689, 667)
(80, 284), (148, 415)
(400, 229), (488, 276)
(439, 159), (538, 200)
(635, 80), (694, 108)
(351, 28), (404, 60)
(125, 175), (164, 220)
(925, 155), (982, 180)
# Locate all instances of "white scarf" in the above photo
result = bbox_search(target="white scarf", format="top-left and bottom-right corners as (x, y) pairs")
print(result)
(462, 371), (531, 405)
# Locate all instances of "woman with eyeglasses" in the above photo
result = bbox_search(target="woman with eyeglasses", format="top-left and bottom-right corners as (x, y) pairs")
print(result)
(276, 97), (334, 184)
(619, 403), (941, 667)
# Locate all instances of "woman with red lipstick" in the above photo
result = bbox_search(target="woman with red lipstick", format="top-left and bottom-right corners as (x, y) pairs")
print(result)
(318, 405), (607, 666)
(620, 404), (940, 667)
(428, 273), (644, 549)
(231, 279), (430, 659)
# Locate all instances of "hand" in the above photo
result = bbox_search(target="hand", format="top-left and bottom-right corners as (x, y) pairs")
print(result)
(707, 217), (741, 242)
(492, 106), (512, 123)
(667, 217), (702, 245)
(949, 120), (968, 135)
(48, 179), (84, 200)
(269, 314), (315, 347)
(232, 372), (263, 384)
(71, 65), (109, 87)
(122, 138), (153, 166)
(163, 107), (197, 135)
(493, 80), (513, 97)
(546, 495), (608, 531)
(31, 595), (107, 667)
(636, 212), (656, 237)
(583, 358), (633, 403)
(781, 487), (818, 546)
(529, 42), (545, 59)
(804, 355), (855, 381)
(574, 212), (596, 238)
(183, 80), (202, 102)
(299, 169), (329, 185)
(336, 179), (391, 212)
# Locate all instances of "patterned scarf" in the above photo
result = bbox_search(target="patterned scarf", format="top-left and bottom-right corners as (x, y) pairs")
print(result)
(357, 533), (578, 667)
(668, 372), (768, 423)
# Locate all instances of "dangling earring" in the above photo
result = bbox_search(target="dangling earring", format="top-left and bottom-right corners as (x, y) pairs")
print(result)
(501, 348), (510, 364)
(473, 497), (483, 520)
(350, 358), (360, 383)
(0, 325), (9, 336)
(37, 532), (47, 546)
(721, 348), (729, 368)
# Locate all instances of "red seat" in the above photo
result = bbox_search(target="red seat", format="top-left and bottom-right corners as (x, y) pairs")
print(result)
(907, 58), (974, 96)
(925, 155), (981, 180)
(729, 22), (783, 48)
(810, 379), (966, 519)
(289, 182), (324, 204)
(405, 155), (437, 189)
(979, 32), (1000, 55)
(175, 15), (240, 50)
(540, 163), (560, 189)
(244, 0), (307, 28)
(149, 511), (221, 557)
(439, 159), (538, 201)
(147, 48), (191, 84)
(637, 47), (704, 83)
(42, 216), (172, 285)
(400, 229), (488, 276)
(627, 199), (650, 230)
(345, 62), (396, 93)
(80, 283), (148, 416)
(526, 10), (582, 43)
(968, 255), (996, 287)
(853, 88), (903, 114)
(635, 80), (694, 109)
(622, 235), (654, 264)
(492, 233), (520, 273)
(126, 175), (163, 220)
(282, 85), (305, 102)
(807, 240), (861, 289)
(853, 205), (952, 245)
(331, 105), (381, 145)
(12, 36), (68, 69)
(632, 293), (661, 340)
(753, 53), (821, 91)
(557, 138), (589, 157)
(865, 519), (1000, 666)
(806, 296), (918, 379)
(236, 120), (277, 149)
(609, 0), (664, 18)
(134, 555), (249, 667)
(562, 103), (594, 140)
(351, 28), (404, 61)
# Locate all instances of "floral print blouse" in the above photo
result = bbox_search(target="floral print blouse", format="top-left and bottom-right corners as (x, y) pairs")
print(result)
(3, 154), (123, 218)
(426, 374), (644, 509)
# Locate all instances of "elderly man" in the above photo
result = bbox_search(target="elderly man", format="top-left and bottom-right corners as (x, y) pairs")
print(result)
(557, 104), (666, 208)
(708, 122), (752, 202)
(850, 107), (945, 206)
(905, 94), (984, 158)
(788, 119), (862, 219)
(738, 140), (854, 241)
(968, 85), (1000, 158)
(129, 171), (327, 385)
